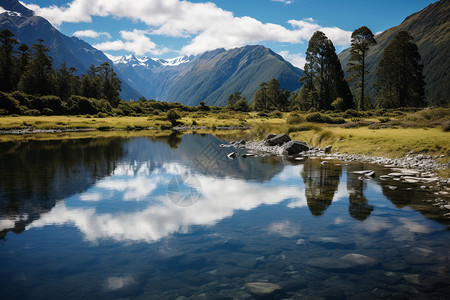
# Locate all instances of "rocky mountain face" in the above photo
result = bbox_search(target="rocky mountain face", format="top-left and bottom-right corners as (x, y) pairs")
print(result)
(339, 0), (450, 106)
(0, 0), (142, 100)
(113, 45), (304, 106)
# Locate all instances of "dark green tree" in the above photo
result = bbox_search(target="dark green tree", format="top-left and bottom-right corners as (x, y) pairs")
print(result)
(227, 92), (242, 107)
(0, 29), (18, 92)
(15, 43), (30, 85)
(98, 62), (121, 107)
(56, 63), (74, 100)
(253, 79), (290, 111)
(347, 26), (377, 110)
(18, 39), (55, 95)
(300, 31), (354, 111)
(375, 31), (426, 108)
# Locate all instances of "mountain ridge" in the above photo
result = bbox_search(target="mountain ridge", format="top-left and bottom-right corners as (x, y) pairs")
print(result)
(0, 0), (142, 100)
(114, 44), (304, 106)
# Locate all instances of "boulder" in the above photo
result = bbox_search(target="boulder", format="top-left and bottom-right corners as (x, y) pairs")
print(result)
(265, 133), (276, 140)
(265, 133), (291, 146)
(282, 140), (309, 154)
(324, 145), (332, 153)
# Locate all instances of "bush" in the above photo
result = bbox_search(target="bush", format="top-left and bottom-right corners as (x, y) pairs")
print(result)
(42, 108), (54, 116)
(270, 110), (283, 118)
(379, 117), (391, 123)
(331, 98), (345, 111)
(25, 109), (40, 116)
(167, 109), (181, 126)
(0, 109), (9, 115)
(343, 109), (360, 118)
(286, 113), (305, 125)
(306, 112), (332, 123)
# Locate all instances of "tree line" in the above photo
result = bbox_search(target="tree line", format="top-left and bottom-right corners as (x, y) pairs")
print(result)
(231, 27), (426, 111)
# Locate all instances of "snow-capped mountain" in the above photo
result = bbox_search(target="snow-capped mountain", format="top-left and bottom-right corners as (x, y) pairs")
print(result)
(109, 54), (196, 68)
(112, 45), (303, 106)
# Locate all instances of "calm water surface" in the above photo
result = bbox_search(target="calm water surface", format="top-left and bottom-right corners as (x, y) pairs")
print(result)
(0, 134), (449, 299)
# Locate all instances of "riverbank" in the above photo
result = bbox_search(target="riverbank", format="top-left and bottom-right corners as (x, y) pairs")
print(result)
(0, 113), (449, 176)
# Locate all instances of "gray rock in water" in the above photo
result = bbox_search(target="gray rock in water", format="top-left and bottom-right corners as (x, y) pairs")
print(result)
(324, 145), (332, 153)
(266, 133), (291, 146)
(245, 282), (281, 295)
(227, 152), (236, 159)
(283, 140), (309, 154)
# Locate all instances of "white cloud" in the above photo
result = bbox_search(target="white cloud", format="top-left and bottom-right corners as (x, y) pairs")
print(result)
(73, 29), (111, 39)
(278, 50), (306, 68)
(272, 0), (294, 4)
(24, 0), (351, 57)
(93, 29), (165, 56)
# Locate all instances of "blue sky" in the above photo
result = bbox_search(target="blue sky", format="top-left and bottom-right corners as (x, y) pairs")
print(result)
(18, 0), (436, 67)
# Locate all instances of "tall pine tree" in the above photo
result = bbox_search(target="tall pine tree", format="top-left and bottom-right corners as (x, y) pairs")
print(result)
(347, 26), (377, 110)
(299, 31), (354, 111)
(375, 31), (426, 108)
(0, 29), (18, 92)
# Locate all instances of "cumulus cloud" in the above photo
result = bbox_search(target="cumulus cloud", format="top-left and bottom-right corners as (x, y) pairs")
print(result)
(93, 29), (167, 56)
(24, 0), (351, 55)
(73, 29), (111, 39)
(278, 51), (306, 68)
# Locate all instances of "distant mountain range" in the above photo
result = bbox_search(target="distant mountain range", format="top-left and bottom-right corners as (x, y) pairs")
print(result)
(112, 45), (304, 106)
(0, 0), (142, 100)
(339, 0), (449, 106)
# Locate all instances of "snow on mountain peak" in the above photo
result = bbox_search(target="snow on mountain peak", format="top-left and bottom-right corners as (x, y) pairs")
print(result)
(109, 54), (195, 68)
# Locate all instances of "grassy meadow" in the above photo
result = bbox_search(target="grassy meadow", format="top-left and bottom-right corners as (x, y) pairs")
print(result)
(0, 108), (449, 165)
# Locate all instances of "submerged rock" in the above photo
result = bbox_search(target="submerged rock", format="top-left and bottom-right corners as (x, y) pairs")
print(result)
(227, 152), (236, 159)
(245, 282), (281, 295)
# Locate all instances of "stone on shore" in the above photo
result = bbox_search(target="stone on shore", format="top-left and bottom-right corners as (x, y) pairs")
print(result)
(324, 145), (332, 153)
(282, 140), (309, 155)
(265, 133), (291, 146)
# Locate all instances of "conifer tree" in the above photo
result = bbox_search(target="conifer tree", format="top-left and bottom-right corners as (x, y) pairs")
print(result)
(347, 26), (377, 110)
(0, 29), (18, 92)
(300, 31), (354, 111)
(375, 31), (426, 108)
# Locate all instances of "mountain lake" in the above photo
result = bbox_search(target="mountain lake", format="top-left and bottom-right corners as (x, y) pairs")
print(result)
(0, 133), (449, 299)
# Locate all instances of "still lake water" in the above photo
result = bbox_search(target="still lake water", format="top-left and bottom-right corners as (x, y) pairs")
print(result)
(0, 133), (449, 299)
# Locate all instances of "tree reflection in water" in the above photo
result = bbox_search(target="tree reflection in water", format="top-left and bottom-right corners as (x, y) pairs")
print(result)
(347, 169), (374, 221)
(301, 159), (342, 216)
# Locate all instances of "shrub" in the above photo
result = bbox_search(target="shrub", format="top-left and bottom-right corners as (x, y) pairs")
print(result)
(95, 112), (108, 118)
(343, 109), (360, 118)
(270, 110), (283, 118)
(379, 117), (391, 123)
(167, 109), (181, 126)
(42, 108), (54, 116)
(0, 109), (9, 115)
(306, 112), (332, 123)
(286, 113), (305, 125)
(25, 109), (40, 116)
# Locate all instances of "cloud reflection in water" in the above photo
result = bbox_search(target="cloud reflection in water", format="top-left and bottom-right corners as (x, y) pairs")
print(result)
(27, 162), (307, 243)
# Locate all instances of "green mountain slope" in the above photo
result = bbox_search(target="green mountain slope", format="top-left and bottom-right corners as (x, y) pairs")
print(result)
(114, 45), (304, 106)
(339, 0), (450, 105)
